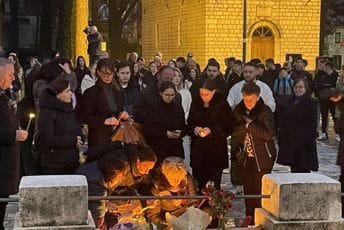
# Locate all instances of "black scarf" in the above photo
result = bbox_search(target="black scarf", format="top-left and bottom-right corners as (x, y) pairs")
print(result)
(101, 82), (118, 116)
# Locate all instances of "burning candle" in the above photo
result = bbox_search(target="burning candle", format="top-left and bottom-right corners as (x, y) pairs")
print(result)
(26, 113), (35, 131)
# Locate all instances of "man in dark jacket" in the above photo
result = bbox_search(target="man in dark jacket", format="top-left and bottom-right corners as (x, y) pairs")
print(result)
(232, 82), (276, 225)
(0, 58), (28, 230)
(291, 58), (314, 93)
(82, 58), (128, 147)
(190, 59), (227, 99)
(116, 62), (142, 116)
(314, 61), (339, 140)
(86, 26), (102, 65)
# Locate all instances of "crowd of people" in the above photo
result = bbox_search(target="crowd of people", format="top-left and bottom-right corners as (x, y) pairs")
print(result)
(1, 47), (344, 229)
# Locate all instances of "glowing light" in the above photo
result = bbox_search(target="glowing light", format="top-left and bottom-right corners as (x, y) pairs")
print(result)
(26, 113), (36, 131)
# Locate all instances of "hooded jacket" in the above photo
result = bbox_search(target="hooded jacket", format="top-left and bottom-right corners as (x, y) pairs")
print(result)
(37, 88), (82, 171)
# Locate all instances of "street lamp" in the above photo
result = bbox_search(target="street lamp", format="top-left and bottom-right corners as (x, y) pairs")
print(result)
(242, 0), (247, 63)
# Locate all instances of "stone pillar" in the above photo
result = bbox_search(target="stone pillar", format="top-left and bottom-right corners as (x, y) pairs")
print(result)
(14, 175), (96, 230)
(255, 173), (344, 230)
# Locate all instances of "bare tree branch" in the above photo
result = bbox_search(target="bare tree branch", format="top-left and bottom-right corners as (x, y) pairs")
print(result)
(121, 0), (139, 25)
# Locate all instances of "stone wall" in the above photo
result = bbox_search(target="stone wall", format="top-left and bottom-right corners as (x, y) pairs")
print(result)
(142, 0), (320, 70)
(141, 0), (206, 66)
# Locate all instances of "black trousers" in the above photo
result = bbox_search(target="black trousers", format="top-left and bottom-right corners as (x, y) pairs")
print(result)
(0, 196), (8, 230)
(239, 157), (264, 221)
(319, 100), (336, 133)
(192, 169), (223, 193)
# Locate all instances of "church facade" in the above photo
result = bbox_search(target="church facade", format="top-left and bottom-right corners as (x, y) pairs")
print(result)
(141, 0), (321, 70)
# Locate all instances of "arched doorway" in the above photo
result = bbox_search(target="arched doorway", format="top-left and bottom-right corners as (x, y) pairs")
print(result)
(251, 26), (274, 63)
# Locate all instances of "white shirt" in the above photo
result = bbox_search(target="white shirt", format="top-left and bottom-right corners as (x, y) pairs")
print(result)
(227, 80), (276, 112)
(178, 88), (192, 121)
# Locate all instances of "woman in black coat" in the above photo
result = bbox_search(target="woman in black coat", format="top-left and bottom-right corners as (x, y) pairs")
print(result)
(81, 58), (128, 147)
(276, 78), (318, 172)
(144, 81), (185, 161)
(37, 79), (83, 174)
(187, 79), (234, 191)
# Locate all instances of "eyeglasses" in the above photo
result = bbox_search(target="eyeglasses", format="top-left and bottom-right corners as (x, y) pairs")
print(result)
(162, 93), (176, 98)
(98, 69), (114, 76)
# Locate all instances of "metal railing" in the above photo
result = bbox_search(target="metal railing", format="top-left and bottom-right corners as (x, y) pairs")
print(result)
(0, 194), (271, 203)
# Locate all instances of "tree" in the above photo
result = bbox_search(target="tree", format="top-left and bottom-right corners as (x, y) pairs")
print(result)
(108, 0), (140, 60)
(56, 0), (75, 60)
(39, 0), (53, 57)
(8, 0), (19, 52)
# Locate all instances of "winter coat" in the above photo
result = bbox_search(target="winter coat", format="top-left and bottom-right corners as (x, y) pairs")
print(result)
(314, 71), (339, 101)
(37, 89), (82, 172)
(260, 69), (279, 90)
(144, 98), (185, 161)
(133, 86), (182, 124)
(84, 142), (150, 193)
(276, 96), (318, 171)
(0, 90), (20, 196)
(87, 32), (102, 55)
(232, 99), (276, 173)
(187, 93), (234, 170)
(82, 80), (124, 147)
(334, 100), (344, 166)
(146, 168), (196, 224)
(75, 161), (112, 230)
(120, 82), (142, 116)
(139, 71), (156, 91)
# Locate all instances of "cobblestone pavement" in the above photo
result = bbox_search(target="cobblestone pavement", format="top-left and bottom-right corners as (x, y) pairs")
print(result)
(4, 130), (341, 229)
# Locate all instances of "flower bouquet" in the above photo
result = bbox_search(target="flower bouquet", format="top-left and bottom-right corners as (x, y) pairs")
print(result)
(202, 182), (234, 230)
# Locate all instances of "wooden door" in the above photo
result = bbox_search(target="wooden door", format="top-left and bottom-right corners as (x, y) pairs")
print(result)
(251, 27), (274, 63)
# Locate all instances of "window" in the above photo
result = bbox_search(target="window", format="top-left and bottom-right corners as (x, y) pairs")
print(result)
(253, 27), (273, 37)
(285, 54), (302, 62)
(98, 3), (109, 21)
(335, 32), (342, 43)
(333, 55), (342, 70)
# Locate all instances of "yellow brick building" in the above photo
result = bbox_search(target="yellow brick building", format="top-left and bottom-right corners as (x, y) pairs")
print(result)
(141, 0), (321, 70)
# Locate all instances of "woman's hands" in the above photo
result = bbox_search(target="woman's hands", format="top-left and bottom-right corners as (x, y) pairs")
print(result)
(103, 111), (130, 126)
(76, 136), (83, 147)
(104, 117), (119, 126)
(167, 130), (182, 139)
(330, 95), (343, 102)
(194, 126), (211, 137)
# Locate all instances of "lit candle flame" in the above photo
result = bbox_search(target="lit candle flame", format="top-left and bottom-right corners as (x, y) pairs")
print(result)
(26, 113), (36, 131)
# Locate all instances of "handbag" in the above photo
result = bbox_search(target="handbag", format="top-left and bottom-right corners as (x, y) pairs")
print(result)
(111, 118), (145, 144)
